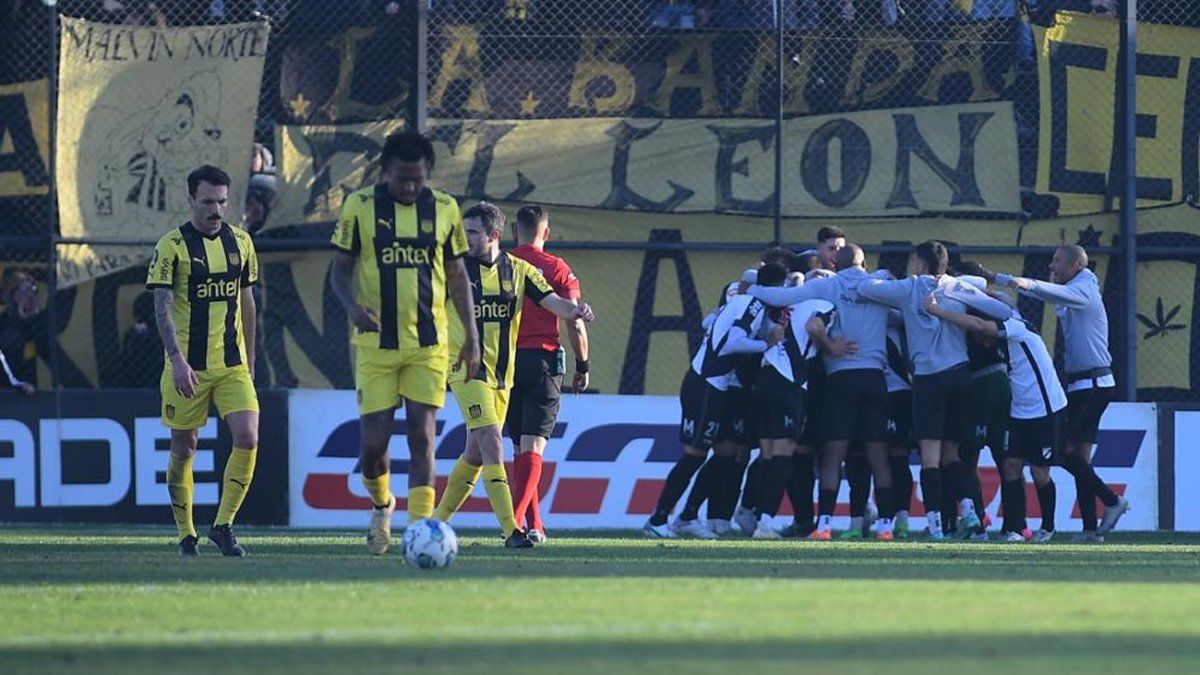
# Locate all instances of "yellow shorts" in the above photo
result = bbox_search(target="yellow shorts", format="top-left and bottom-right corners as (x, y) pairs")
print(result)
(160, 365), (259, 430)
(450, 379), (511, 431)
(356, 344), (449, 415)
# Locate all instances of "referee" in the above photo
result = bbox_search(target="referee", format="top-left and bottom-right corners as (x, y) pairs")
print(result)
(506, 205), (588, 543)
(996, 245), (1129, 541)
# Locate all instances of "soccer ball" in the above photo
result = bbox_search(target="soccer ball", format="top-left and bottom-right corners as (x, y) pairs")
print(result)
(402, 518), (458, 570)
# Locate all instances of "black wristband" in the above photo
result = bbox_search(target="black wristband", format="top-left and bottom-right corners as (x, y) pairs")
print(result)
(575, 359), (590, 374)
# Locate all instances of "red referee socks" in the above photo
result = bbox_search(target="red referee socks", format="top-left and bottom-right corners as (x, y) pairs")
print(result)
(512, 452), (544, 532)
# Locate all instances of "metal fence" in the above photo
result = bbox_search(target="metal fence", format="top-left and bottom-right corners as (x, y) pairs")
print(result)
(1, 0), (1199, 401)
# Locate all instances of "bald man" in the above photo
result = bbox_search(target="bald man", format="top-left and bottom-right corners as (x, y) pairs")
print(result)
(996, 245), (1129, 542)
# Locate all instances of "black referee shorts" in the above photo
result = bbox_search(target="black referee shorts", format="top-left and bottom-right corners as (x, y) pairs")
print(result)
(505, 348), (564, 444)
(1007, 413), (1061, 467)
(754, 367), (806, 441)
(679, 369), (727, 450)
(912, 363), (972, 442)
(822, 368), (889, 444)
(1065, 386), (1114, 444)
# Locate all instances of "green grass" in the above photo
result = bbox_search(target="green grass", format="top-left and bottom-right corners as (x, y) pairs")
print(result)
(2, 526), (1200, 674)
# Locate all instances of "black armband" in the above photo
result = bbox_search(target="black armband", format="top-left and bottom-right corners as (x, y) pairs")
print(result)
(575, 359), (590, 374)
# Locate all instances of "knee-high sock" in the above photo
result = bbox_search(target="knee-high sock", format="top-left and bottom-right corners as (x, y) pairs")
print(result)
(215, 447), (256, 527)
(510, 452), (530, 528)
(511, 452), (543, 530)
(407, 486), (435, 523)
(817, 488), (838, 519)
(434, 457), (481, 522)
(943, 460), (973, 524)
(741, 457), (763, 511)
(920, 467), (943, 516)
(962, 450), (986, 521)
(754, 457), (793, 518)
(680, 456), (720, 521)
(526, 478), (544, 533)
(166, 454), (196, 541)
(1001, 478), (1026, 533)
(940, 478), (958, 527)
(481, 463), (520, 537)
(708, 455), (747, 521)
(875, 486), (896, 520)
(787, 454), (815, 527)
(650, 453), (705, 525)
(889, 455), (913, 514)
(1075, 476), (1098, 531)
(362, 472), (392, 509)
(1062, 453), (1118, 533)
(1062, 454), (1119, 507)
(846, 454), (871, 518)
(1037, 480), (1057, 532)
(682, 456), (722, 521)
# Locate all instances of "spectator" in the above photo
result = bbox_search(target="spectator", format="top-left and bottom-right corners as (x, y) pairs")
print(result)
(119, 292), (164, 388)
(0, 346), (35, 395)
(250, 142), (275, 176)
(648, 0), (698, 28)
(243, 173), (278, 235)
(123, 1), (169, 27)
(506, 0), (533, 21)
(714, 0), (800, 30)
(0, 270), (45, 387)
(822, 1), (905, 26)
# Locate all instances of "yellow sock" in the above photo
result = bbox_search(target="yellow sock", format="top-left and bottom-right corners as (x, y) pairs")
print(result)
(362, 472), (392, 509)
(215, 447), (256, 527)
(166, 454), (197, 541)
(433, 457), (481, 522)
(481, 463), (520, 537)
(407, 485), (435, 523)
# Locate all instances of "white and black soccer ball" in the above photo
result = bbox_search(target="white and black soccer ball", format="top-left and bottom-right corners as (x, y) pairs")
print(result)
(402, 518), (458, 570)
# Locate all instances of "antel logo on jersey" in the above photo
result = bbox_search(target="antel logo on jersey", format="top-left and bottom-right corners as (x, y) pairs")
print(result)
(0, 417), (220, 509)
(380, 242), (433, 267)
(475, 300), (512, 320)
(194, 277), (239, 300)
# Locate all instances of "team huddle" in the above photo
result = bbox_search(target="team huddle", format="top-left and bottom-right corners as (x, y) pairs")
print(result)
(646, 228), (1131, 543)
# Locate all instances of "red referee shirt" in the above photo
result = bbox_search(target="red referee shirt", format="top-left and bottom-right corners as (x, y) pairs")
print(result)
(511, 244), (581, 352)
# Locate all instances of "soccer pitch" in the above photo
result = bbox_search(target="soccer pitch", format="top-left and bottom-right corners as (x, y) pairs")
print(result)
(2, 527), (1200, 674)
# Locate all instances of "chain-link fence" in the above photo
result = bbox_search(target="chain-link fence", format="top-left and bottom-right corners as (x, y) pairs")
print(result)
(1, 0), (1199, 400)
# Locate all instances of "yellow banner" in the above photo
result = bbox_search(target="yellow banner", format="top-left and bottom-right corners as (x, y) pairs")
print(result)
(272, 102), (1020, 228)
(54, 18), (270, 287)
(34, 204), (1197, 397)
(0, 80), (50, 198)
(1035, 13), (1200, 216)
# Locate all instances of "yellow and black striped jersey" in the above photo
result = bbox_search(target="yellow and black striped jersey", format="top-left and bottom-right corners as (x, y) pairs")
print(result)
(332, 185), (468, 350)
(145, 222), (259, 371)
(449, 252), (553, 389)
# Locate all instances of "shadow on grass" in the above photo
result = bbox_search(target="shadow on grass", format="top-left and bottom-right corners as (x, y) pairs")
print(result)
(2, 530), (1199, 586)
(3, 634), (1200, 675)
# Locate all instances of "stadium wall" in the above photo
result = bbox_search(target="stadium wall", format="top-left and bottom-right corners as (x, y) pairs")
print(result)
(1, 390), (1186, 531)
(286, 390), (1163, 532)
(0, 390), (289, 525)
(1160, 405), (1200, 531)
